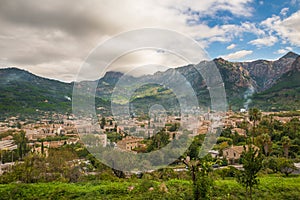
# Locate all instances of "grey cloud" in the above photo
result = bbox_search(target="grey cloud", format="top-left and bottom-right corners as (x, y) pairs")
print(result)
(0, 0), (109, 37)
(0, 0), (264, 82)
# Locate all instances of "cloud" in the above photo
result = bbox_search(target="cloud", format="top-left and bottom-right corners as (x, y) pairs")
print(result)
(274, 47), (293, 54)
(248, 35), (278, 47)
(280, 8), (289, 16)
(260, 11), (300, 46)
(221, 50), (253, 60)
(226, 44), (236, 50)
(0, 0), (255, 81)
(275, 49), (289, 54)
(291, 0), (300, 5)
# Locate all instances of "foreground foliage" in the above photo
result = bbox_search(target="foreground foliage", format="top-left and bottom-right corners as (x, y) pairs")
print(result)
(0, 176), (300, 200)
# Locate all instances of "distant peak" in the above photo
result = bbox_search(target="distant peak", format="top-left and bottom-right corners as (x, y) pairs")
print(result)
(0, 67), (33, 76)
(214, 57), (225, 61)
(281, 51), (299, 59)
(99, 71), (125, 85)
(0, 67), (27, 72)
(103, 71), (124, 77)
(213, 57), (227, 63)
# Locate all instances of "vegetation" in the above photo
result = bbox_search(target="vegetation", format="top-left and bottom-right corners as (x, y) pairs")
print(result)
(236, 145), (263, 200)
(1, 108), (300, 199)
(0, 176), (300, 200)
(252, 69), (300, 111)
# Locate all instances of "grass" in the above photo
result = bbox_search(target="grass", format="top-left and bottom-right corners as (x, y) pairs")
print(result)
(0, 176), (300, 199)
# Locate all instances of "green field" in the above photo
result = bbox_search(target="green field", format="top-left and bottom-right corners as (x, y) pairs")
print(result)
(0, 176), (300, 200)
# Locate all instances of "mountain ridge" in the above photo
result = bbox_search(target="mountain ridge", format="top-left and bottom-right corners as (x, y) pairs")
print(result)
(0, 51), (299, 117)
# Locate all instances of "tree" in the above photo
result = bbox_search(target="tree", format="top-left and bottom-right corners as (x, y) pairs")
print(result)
(0, 154), (47, 183)
(46, 148), (78, 181)
(258, 134), (272, 156)
(281, 136), (291, 158)
(182, 156), (215, 200)
(100, 117), (106, 129)
(13, 130), (28, 160)
(278, 158), (296, 177)
(285, 118), (300, 139)
(41, 141), (44, 155)
(16, 122), (22, 129)
(263, 156), (280, 173)
(147, 130), (169, 152)
(248, 108), (262, 142)
(236, 145), (263, 200)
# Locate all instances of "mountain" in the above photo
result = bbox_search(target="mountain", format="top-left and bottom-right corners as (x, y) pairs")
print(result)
(241, 51), (298, 91)
(251, 55), (300, 111)
(0, 51), (299, 118)
(95, 51), (300, 112)
(0, 68), (73, 119)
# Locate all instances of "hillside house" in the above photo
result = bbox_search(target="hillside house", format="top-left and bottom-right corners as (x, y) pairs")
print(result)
(116, 136), (143, 151)
(222, 145), (259, 165)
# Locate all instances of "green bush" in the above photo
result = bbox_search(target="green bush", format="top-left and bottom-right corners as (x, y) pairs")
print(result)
(0, 176), (300, 199)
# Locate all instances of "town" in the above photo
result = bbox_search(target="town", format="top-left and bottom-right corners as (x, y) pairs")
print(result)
(1, 108), (300, 178)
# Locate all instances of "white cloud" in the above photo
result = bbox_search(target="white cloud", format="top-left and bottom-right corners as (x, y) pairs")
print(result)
(275, 49), (289, 54)
(274, 47), (293, 55)
(280, 8), (289, 16)
(260, 11), (300, 46)
(221, 50), (253, 60)
(226, 44), (236, 50)
(240, 21), (265, 36)
(248, 35), (278, 47)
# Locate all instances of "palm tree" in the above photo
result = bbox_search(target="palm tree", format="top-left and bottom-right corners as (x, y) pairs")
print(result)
(281, 136), (291, 158)
(259, 133), (272, 156)
(248, 108), (262, 143)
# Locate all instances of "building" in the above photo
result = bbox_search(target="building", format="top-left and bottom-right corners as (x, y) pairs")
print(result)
(222, 145), (259, 165)
(0, 140), (17, 151)
(208, 150), (219, 158)
(231, 128), (247, 137)
(95, 134), (107, 147)
(0, 162), (16, 175)
(1, 135), (13, 141)
(116, 136), (143, 151)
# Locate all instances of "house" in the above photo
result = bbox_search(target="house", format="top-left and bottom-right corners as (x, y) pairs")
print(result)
(49, 141), (65, 148)
(222, 145), (259, 165)
(231, 128), (247, 137)
(208, 150), (219, 158)
(0, 140), (17, 151)
(66, 138), (80, 145)
(0, 162), (16, 175)
(32, 146), (49, 157)
(1, 135), (13, 141)
(95, 134), (107, 147)
(197, 126), (209, 135)
(116, 136), (143, 151)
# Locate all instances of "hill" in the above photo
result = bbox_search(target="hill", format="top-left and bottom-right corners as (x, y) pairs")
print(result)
(0, 68), (73, 118)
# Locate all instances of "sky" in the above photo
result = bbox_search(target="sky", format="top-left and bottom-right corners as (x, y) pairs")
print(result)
(0, 0), (300, 82)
